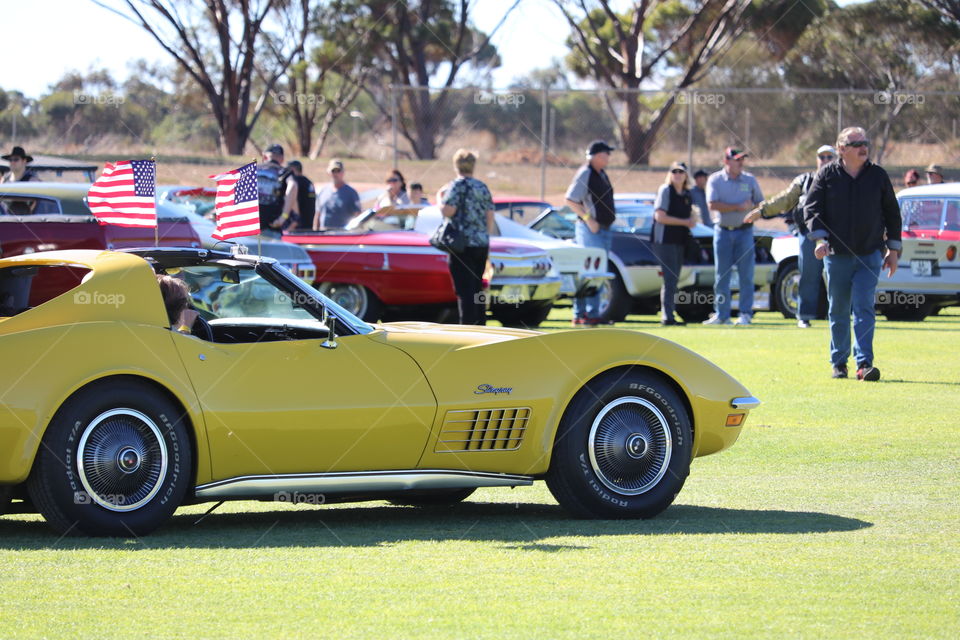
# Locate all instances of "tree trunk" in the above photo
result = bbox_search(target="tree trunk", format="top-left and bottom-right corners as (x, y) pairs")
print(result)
(410, 88), (437, 160)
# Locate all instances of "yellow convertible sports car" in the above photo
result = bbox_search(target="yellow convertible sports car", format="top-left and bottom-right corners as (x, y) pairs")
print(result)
(0, 248), (759, 536)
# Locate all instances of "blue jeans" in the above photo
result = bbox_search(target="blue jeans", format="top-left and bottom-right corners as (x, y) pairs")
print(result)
(713, 226), (755, 320)
(797, 233), (824, 321)
(574, 222), (612, 319)
(823, 250), (882, 367)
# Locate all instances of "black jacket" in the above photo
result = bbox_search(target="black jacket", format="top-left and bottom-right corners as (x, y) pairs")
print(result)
(803, 160), (902, 256)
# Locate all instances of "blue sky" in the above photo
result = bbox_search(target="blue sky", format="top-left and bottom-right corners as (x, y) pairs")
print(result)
(4, 0), (866, 99)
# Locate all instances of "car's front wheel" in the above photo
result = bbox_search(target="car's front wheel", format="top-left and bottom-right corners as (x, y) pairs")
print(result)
(546, 370), (692, 519)
(317, 282), (383, 321)
(595, 269), (631, 323)
(27, 379), (192, 537)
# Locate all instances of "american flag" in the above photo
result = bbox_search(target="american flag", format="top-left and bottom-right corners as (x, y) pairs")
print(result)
(209, 162), (260, 240)
(87, 160), (157, 227)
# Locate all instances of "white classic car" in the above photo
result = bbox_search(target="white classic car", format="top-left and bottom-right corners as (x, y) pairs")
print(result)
(770, 183), (960, 321)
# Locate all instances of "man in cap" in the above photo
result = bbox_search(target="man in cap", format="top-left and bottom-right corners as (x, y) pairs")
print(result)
(804, 126), (901, 381)
(565, 140), (617, 326)
(745, 144), (836, 327)
(1, 146), (40, 183)
(257, 143), (289, 232)
(925, 163), (945, 185)
(314, 159), (361, 230)
(690, 169), (710, 228)
(704, 147), (764, 325)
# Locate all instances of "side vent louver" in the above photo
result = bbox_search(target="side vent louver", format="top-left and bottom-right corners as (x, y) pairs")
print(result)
(435, 408), (530, 453)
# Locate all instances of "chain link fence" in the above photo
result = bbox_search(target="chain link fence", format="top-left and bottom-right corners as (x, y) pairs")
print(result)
(376, 86), (960, 198)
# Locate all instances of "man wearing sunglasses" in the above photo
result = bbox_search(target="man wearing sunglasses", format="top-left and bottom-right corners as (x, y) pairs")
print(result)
(745, 144), (836, 328)
(803, 126), (902, 382)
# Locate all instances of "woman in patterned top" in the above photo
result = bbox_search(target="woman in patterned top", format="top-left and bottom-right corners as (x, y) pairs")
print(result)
(441, 149), (496, 325)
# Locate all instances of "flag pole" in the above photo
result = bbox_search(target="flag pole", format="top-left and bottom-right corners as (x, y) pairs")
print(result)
(253, 156), (261, 258)
(151, 155), (158, 247)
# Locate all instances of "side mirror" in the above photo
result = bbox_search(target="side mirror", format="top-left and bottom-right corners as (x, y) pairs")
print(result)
(321, 306), (337, 349)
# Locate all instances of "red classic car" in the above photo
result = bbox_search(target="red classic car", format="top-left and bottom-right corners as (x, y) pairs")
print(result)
(283, 209), (562, 326)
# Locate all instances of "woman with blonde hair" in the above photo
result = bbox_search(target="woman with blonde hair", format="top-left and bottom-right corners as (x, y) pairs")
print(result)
(651, 161), (697, 325)
(440, 149), (496, 325)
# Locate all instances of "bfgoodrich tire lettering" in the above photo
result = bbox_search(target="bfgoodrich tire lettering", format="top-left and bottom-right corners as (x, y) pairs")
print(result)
(27, 379), (192, 536)
(546, 370), (692, 519)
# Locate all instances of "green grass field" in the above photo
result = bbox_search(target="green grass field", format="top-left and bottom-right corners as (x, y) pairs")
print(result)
(2, 307), (958, 638)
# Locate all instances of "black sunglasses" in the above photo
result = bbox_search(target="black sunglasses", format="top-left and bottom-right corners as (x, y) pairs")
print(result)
(670, 169), (686, 175)
(844, 140), (870, 148)
(818, 154), (835, 161)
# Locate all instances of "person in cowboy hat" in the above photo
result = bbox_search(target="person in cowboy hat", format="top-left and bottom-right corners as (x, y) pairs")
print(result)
(1, 146), (41, 183)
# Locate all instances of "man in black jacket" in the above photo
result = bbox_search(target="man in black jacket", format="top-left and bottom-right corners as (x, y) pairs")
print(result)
(804, 126), (902, 381)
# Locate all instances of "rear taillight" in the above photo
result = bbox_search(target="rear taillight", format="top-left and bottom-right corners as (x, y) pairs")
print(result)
(947, 245), (957, 262)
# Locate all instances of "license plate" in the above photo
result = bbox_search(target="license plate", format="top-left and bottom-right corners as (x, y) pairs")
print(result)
(561, 274), (576, 294)
(910, 260), (933, 277)
(499, 285), (527, 303)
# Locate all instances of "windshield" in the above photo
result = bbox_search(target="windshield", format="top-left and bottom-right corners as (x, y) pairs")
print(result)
(177, 264), (316, 321)
(166, 189), (217, 219)
(613, 202), (655, 234)
(899, 197), (950, 231)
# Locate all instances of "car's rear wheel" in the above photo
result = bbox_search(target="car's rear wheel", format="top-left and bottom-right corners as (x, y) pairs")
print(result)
(317, 282), (383, 321)
(27, 379), (192, 537)
(0, 486), (11, 516)
(491, 300), (553, 328)
(596, 269), (631, 323)
(389, 488), (476, 507)
(546, 370), (691, 519)
(881, 301), (933, 322)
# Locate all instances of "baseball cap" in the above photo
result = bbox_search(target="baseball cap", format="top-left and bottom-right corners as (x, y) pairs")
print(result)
(925, 163), (943, 175)
(265, 143), (284, 155)
(327, 159), (344, 172)
(724, 147), (748, 160)
(287, 160), (302, 171)
(587, 140), (615, 156)
(693, 169), (708, 179)
(816, 145), (837, 156)
(669, 161), (688, 172)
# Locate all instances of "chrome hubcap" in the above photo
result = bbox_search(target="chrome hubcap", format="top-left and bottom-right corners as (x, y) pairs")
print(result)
(780, 269), (800, 315)
(77, 409), (168, 512)
(588, 397), (672, 496)
(320, 283), (367, 317)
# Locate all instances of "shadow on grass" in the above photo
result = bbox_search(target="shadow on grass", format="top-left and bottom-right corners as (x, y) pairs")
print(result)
(0, 502), (871, 549)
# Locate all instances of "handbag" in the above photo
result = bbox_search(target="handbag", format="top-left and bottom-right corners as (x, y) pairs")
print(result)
(430, 178), (469, 253)
(430, 217), (465, 253)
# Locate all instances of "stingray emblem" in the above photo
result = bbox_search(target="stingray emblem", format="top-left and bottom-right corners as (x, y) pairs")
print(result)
(475, 384), (513, 395)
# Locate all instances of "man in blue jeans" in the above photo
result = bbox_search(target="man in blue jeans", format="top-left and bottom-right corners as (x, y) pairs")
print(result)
(745, 144), (836, 327)
(565, 140), (617, 326)
(804, 127), (902, 381)
(704, 147), (764, 325)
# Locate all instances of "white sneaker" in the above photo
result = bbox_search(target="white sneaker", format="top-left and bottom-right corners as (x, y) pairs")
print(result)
(735, 313), (752, 325)
(797, 319), (811, 328)
(702, 314), (732, 325)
